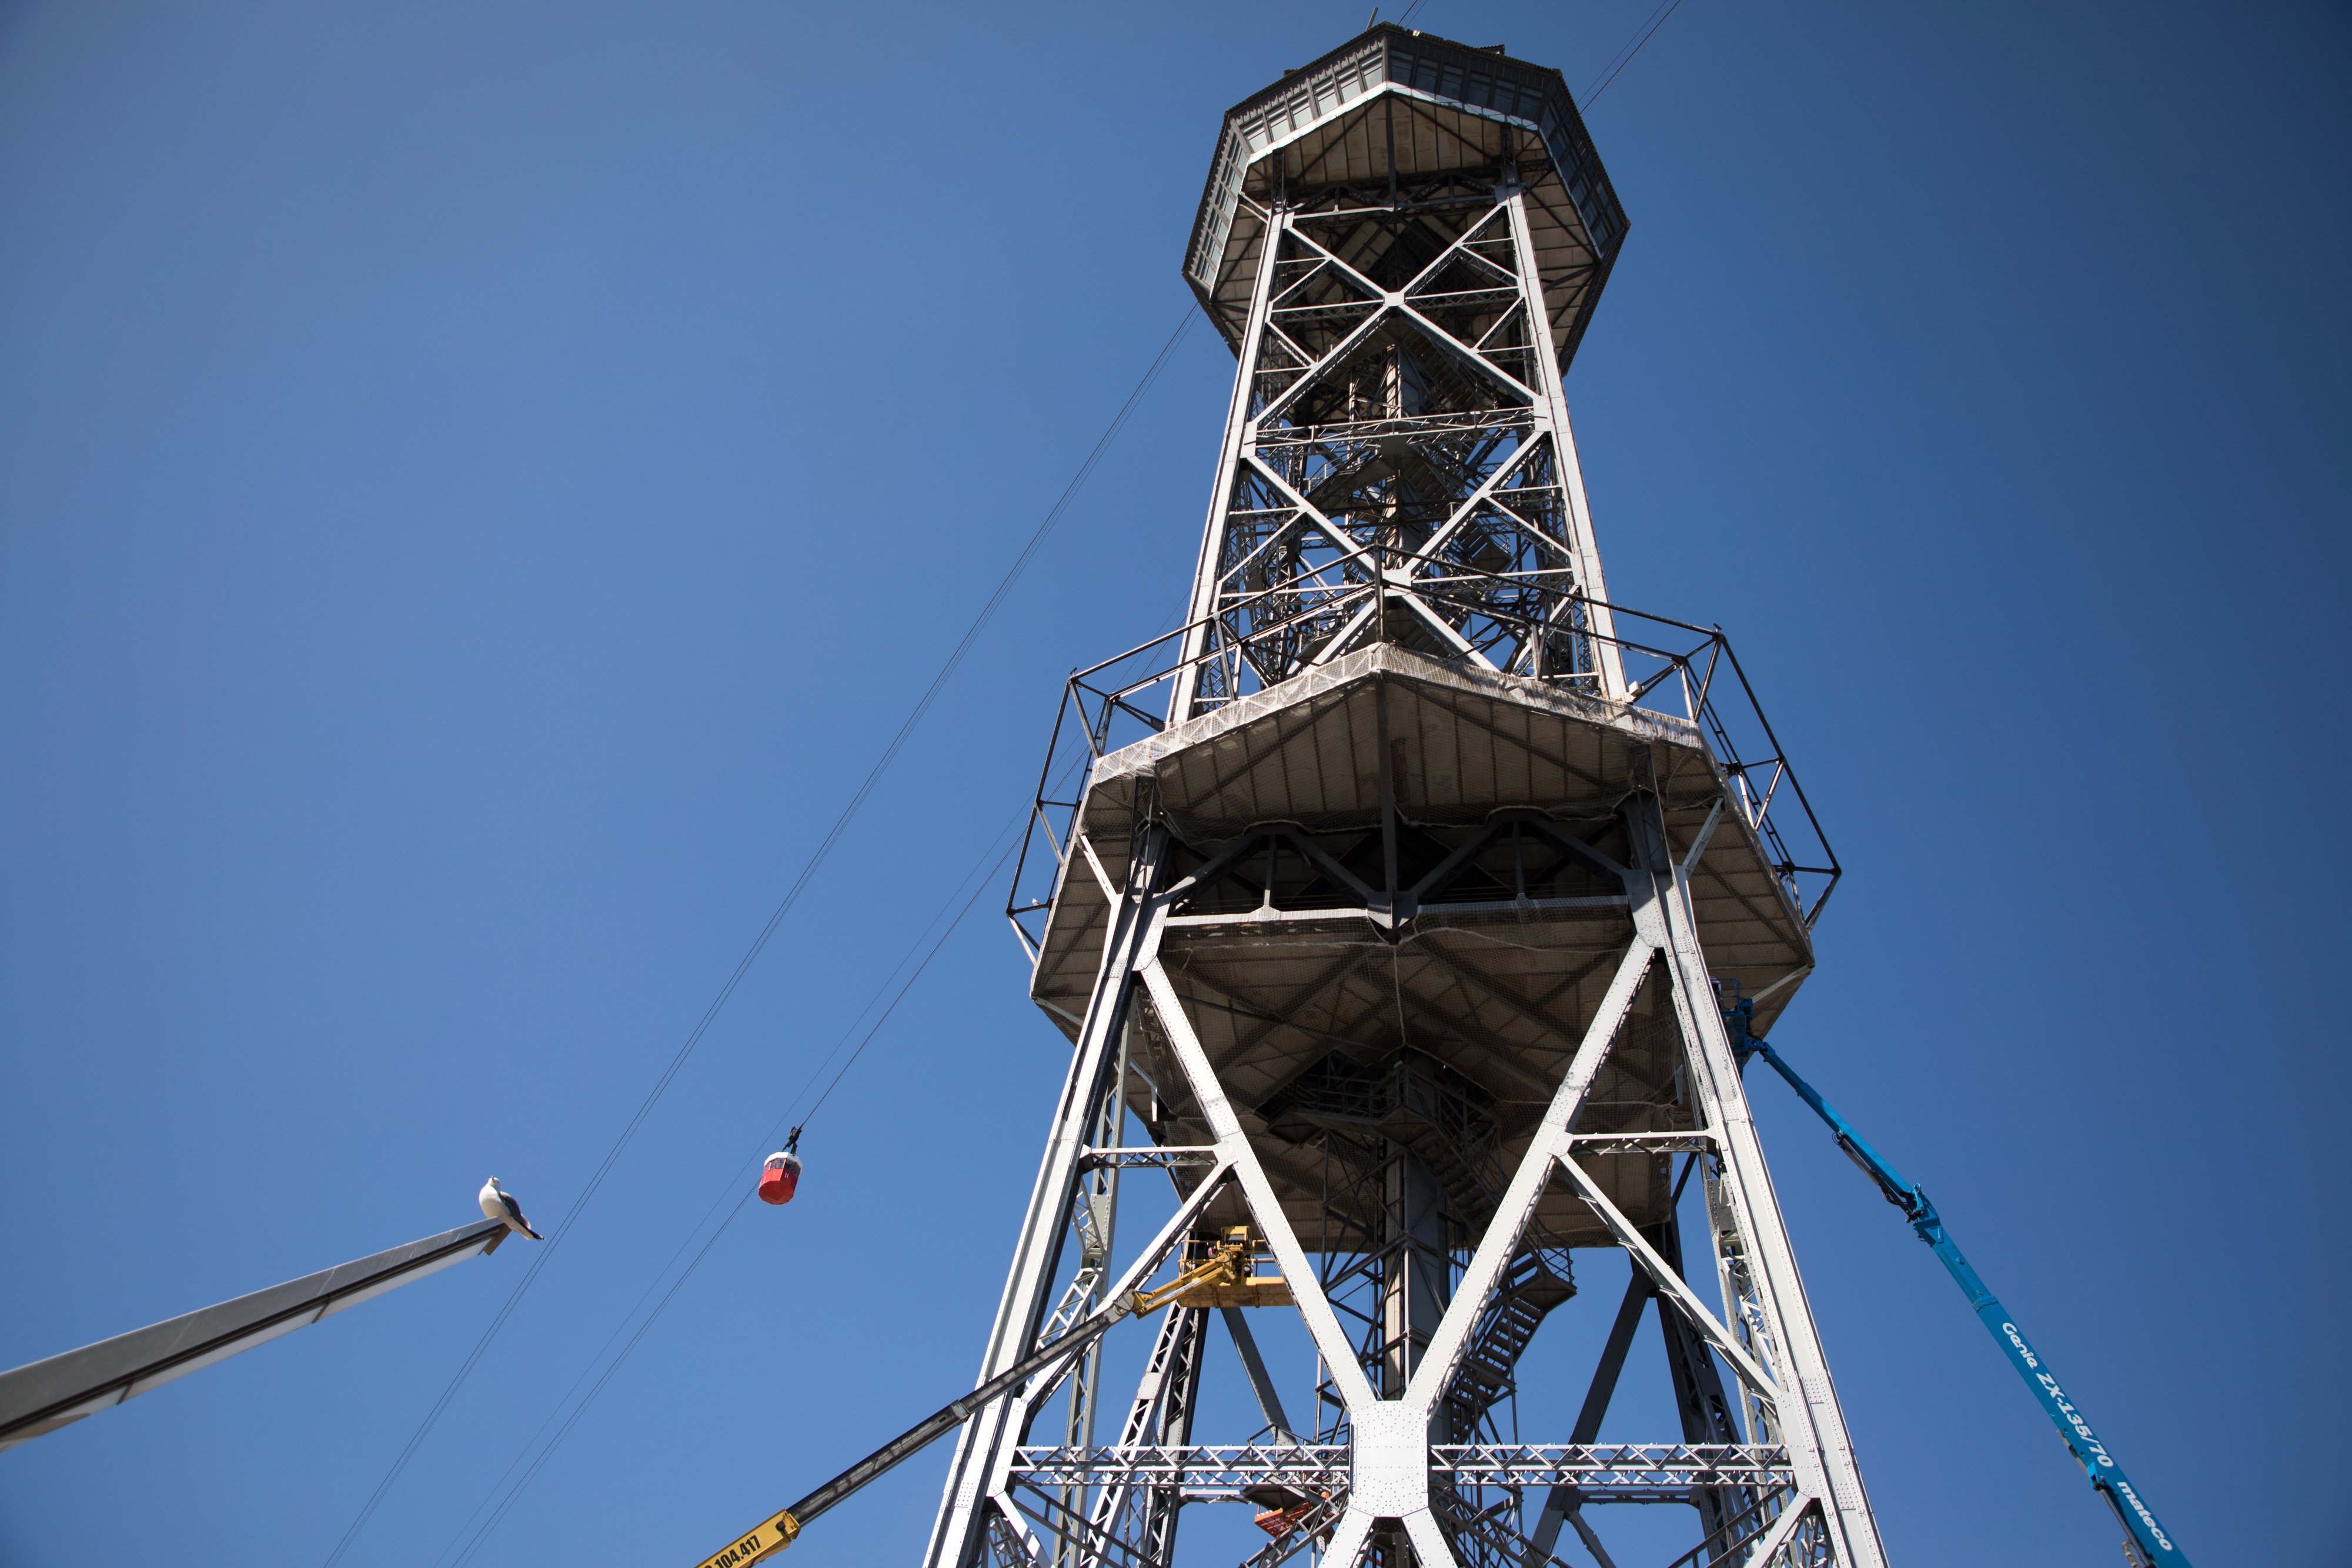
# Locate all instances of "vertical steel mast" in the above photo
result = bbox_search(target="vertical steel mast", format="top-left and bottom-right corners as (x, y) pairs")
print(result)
(939, 25), (1883, 1568)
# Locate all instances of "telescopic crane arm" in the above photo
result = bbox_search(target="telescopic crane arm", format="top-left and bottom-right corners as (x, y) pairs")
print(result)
(690, 1233), (1262, 1568)
(1721, 994), (2191, 1567)
(689, 1308), (1115, 1568)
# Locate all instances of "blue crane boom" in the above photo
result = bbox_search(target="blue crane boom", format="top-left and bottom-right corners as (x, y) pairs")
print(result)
(1719, 994), (2190, 1567)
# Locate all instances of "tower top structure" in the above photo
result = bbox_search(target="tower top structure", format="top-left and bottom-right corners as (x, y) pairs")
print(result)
(1164, 22), (1643, 733)
(1185, 23), (1628, 366)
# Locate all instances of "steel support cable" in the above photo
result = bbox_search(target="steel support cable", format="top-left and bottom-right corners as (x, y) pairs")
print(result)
(777, 821), (1026, 1136)
(422, 1249), (684, 1568)
(1384, 2), (1687, 108)
(322, 305), (1197, 1567)
(427, 748), (1091, 1567)
(420, 837), (1012, 1568)
(1582, 0), (1689, 106)
(439, 830), (1023, 1568)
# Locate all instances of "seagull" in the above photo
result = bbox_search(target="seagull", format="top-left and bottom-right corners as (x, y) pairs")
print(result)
(479, 1176), (543, 1240)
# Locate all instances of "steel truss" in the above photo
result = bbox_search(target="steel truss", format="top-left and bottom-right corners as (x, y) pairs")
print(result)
(930, 24), (1885, 1568)
(1008, 1443), (1793, 1497)
(931, 768), (1885, 1567)
(1168, 160), (1625, 724)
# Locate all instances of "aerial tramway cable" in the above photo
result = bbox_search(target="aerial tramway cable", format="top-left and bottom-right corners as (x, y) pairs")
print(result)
(1582, 0), (1690, 106)
(430, 715), (1123, 1559)
(435, 829), (1023, 1568)
(427, 725), (1115, 1564)
(433, 621), (1137, 1562)
(320, 305), (1197, 1567)
(1390, 0), (1689, 109)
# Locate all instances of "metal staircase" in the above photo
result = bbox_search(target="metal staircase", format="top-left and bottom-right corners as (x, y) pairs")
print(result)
(1260, 1047), (1504, 1233)
(1444, 1248), (1577, 1440)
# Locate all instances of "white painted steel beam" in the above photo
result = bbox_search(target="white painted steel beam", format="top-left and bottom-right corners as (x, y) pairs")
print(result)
(0, 1218), (507, 1452)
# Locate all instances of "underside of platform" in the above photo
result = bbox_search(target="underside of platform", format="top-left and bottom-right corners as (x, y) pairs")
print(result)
(1025, 644), (1816, 1246)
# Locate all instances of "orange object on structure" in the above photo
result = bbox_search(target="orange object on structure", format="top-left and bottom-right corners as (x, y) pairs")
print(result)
(1252, 1497), (1324, 1537)
(758, 1149), (801, 1205)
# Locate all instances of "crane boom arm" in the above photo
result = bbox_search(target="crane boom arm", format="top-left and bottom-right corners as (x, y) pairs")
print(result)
(690, 1235), (1260, 1568)
(1728, 1011), (2191, 1567)
(690, 1296), (1133, 1568)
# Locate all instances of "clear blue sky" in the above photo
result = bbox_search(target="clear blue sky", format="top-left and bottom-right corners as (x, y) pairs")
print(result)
(2, 2), (2346, 1565)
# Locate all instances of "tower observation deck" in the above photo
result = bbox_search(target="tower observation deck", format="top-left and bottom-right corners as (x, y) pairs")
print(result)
(934, 25), (1877, 1568)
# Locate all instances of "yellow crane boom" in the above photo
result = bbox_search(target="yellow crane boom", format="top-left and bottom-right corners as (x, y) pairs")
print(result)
(691, 1235), (1267, 1568)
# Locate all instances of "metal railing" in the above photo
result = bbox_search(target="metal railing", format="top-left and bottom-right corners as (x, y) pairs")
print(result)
(1007, 587), (1840, 958)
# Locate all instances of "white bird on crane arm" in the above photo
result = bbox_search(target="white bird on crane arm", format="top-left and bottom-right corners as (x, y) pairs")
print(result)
(478, 1176), (543, 1240)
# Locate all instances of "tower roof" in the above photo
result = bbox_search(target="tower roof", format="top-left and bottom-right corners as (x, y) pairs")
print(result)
(1184, 24), (1629, 369)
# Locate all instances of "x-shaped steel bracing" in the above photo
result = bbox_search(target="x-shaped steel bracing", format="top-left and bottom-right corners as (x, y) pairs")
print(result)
(1171, 187), (1630, 722)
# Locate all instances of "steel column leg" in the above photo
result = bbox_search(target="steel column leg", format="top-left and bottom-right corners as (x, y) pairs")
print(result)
(923, 831), (1168, 1568)
(1623, 784), (1886, 1567)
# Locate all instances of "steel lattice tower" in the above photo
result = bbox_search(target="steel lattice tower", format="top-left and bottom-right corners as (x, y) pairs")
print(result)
(931, 25), (1884, 1568)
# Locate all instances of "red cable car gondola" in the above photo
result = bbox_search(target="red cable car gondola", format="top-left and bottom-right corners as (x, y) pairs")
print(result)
(758, 1128), (803, 1205)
